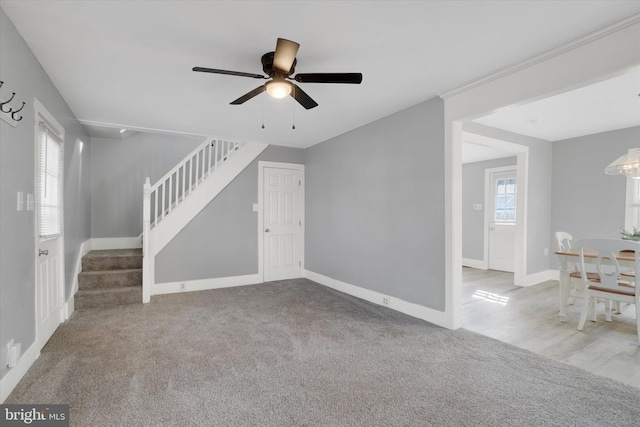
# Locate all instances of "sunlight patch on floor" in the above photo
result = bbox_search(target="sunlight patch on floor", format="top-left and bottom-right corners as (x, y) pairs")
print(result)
(472, 290), (509, 306)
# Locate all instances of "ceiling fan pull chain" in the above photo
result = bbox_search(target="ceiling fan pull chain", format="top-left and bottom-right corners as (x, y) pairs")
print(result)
(292, 86), (296, 130)
(261, 96), (265, 129)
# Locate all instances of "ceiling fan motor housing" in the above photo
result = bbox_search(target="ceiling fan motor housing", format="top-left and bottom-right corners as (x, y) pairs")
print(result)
(261, 52), (296, 77)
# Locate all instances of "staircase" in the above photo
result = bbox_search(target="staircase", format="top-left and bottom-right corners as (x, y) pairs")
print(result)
(75, 249), (143, 309)
(142, 138), (268, 302)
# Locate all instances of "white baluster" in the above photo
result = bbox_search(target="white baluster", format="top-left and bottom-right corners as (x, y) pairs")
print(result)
(195, 151), (200, 188)
(168, 174), (173, 214)
(161, 182), (166, 220)
(142, 177), (151, 303)
(202, 147), (206, 177)
(181, 164), (186, 202)
(207, 141), (212, 176)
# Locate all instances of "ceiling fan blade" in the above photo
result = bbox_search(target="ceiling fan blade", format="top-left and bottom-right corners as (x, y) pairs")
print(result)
(273, 38), (300, 73)
(230, 85), (266, 105)
(294, 73), (363, 84)
(290, 84), (318, 110)
(193, 67), (266, 79)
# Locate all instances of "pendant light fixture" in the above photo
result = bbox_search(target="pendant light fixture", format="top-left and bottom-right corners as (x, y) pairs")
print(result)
(605, 148), (640, 178)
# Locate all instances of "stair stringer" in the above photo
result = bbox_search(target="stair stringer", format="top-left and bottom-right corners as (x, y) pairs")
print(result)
(150, 142), (268, 257)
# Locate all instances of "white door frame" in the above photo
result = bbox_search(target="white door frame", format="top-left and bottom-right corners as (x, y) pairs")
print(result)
(33, 98), (65, 349)
(485, 166), (518, 272)
(464, 132), (528, 279)
(257, 161), (305, 282)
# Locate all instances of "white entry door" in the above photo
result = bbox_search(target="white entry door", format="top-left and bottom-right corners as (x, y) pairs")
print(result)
(36, 238), (64, 346)
(488, 169), (516, 272)
(262, 165), (303, 282)
(35, 101), (65, 347)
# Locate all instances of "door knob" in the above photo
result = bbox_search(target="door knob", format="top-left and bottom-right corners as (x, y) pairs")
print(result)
(265, 228), (270, 233)
(38, 249), (49, 256)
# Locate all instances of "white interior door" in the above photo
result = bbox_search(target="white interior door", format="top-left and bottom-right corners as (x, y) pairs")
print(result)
(488, 170), (516, 272)
(35, 101), (65, 347)
(262, 166), (302, 281)
(36, 238), (63, 346)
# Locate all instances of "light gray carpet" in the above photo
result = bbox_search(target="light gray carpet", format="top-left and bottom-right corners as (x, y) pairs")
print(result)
(7, 279), (640, 426)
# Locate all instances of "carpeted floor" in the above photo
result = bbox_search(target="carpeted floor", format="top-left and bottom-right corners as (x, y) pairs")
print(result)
(6, 279), (640, 426)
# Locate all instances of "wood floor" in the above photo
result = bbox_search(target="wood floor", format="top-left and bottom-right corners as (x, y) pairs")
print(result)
(462, 267), (640, 388)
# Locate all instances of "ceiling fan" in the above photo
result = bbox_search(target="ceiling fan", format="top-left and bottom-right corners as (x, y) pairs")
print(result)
(193, 38), (363, 110)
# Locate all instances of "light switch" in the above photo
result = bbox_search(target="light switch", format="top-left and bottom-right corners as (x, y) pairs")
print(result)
(27, 194), (34, 211)
(17, 192), (24, 211)
(473, 203), (482, 211)
(252, 203), (258, 212)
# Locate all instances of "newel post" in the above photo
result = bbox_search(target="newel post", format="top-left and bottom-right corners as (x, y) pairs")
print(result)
(142, 177), (152, 303)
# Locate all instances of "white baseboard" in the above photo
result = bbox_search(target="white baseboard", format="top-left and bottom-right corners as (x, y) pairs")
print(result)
(548, 269), (559, 281)
(90, 237), (142, 250)
(0, 341), (40, 403)
(303, 269), (451, 329)
(152, 274), (262, 296)
(462, 258), (487, 269)
(65, 238), (92, 320)
(519, 269), (556, 287)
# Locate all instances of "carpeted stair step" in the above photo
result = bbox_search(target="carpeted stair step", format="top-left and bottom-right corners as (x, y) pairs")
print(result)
(75, 248), (143, 310)
(82, 248), (142, 272)
(78, 269), (142, 290)
(75, 286), (142, 309)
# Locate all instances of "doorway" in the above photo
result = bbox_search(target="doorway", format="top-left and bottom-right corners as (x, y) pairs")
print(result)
(34, 99), (65, 348)
(487, 167), (517, 272)
(258, 161), (305, 282)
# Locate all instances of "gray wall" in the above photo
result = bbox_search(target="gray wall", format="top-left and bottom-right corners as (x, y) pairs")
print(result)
(0, 8), (91, 380)
(551, 126), (640, 266)
(463, 122), (553, 275)
(155, 146), (305, 283)
(90, 132), (203, 237)
(305, 97), (445, 311)
(462, 156), (517, 261)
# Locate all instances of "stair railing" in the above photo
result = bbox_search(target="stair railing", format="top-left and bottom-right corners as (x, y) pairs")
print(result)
(142, 137), (244, 302)
(147, 138), (243, 229)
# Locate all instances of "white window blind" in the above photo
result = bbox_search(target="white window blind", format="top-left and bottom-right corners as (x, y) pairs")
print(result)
(38, 121), (63, 239)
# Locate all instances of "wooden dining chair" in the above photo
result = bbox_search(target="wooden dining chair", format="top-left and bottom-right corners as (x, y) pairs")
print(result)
(577, 239), (640, 345)
(555, 231), (600, 305)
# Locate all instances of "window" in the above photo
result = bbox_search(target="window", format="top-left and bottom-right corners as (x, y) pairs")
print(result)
(494, 177), (516, 223)
(37, 120), (64, 239)
(625, 177), (640, 231)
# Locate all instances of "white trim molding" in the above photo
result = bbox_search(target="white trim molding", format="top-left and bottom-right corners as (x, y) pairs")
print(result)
(304, 270), (450, 329)
(65, 238), (92, 319)
(90, 237), (142, 250)
(0, 342), (40, 403)
(152, 274), (262, 296)
(462, 258), (486, 270)
(440, 12), (640, 99)
(521, 270), (556, 287)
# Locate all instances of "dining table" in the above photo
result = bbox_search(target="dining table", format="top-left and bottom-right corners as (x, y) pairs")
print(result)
(554, 247), (635, 321)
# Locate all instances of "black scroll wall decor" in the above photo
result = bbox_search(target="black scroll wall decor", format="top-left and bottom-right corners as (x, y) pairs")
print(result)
(0, 80), (26, 127)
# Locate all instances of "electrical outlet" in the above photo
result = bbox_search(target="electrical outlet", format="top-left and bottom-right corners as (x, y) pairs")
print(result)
(544, 248), (549, 256)
(382, 297), (390, 306)
(180, 283), (186, 291)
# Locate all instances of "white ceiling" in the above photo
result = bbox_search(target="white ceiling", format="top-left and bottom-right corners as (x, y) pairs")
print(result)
(461, 142), (515, 165)
(2, 1), (639, 149)
(473, 68), (640, 142)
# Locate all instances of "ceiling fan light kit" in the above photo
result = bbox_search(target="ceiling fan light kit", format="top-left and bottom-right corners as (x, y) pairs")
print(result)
(265, 79), (292, 99)
(193, 38), (362, 110)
